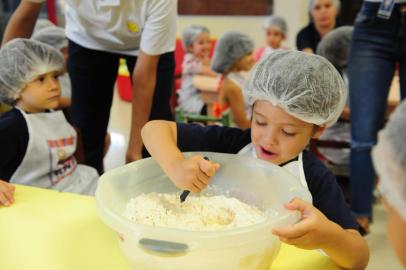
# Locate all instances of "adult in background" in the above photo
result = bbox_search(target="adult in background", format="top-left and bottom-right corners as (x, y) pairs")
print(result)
(347, 0), (406, 232)
(296, 0), (341, 53)
(2, 0), (177, 174)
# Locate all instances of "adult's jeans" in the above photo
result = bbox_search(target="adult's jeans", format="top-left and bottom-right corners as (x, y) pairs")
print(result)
(68, 40), (174, 174)
(348, 1), (406, 218)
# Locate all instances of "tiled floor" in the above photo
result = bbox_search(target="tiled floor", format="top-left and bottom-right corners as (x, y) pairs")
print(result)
(104, 89), (404, 270)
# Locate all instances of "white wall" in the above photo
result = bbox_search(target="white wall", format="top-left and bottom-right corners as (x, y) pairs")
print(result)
(177, 0), (310, 49)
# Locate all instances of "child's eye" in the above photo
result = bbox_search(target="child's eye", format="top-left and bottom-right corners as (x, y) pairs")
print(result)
(54, 74), (60, 80)
(255, 120), (267, 126)
(38, 76), (45, 83)
(282, 130), (296, 137)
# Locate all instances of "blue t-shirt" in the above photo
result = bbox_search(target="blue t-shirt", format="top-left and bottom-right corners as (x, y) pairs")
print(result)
(177, 123), (359, 231)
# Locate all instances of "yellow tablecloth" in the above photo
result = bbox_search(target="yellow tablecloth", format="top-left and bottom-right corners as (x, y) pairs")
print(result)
(0, 185), (340, 270)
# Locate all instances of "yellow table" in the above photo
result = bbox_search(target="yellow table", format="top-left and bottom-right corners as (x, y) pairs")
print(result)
(0, 185), (340, 270)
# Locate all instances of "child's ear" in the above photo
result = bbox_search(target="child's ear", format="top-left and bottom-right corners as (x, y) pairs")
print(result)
(311, 126), (326, 139)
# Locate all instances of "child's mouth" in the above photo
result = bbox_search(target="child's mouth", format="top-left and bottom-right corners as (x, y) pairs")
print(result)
(259, 147), (278, 160)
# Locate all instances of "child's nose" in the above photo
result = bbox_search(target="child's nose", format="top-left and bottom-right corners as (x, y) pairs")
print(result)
(48, 78), (60, 91)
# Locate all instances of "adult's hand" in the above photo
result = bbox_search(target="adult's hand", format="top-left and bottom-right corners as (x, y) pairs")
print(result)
(1, 1), (43, 46)
(126, 49), (160, 163)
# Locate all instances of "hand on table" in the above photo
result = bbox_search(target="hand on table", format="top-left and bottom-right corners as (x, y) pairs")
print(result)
(0, 180), (15, 207)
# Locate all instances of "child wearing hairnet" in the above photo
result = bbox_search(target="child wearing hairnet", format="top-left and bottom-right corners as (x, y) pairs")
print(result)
(32, 26), (71, 108)
(177, 25), (217, 114)
(372, 100), (406, 267)
(211, 31), (255, 129)
(0, 39), (99, 200)
(142, 51), (369, 269)
(253, 15), (289, 62)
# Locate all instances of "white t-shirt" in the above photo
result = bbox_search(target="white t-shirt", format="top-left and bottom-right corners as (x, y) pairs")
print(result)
(26, 0), (177, 56)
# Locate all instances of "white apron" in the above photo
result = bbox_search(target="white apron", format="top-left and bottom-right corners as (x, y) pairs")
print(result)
(238, 143), (312, 202)
(228, 71), (252, 119)
(10, 108), (98, 195)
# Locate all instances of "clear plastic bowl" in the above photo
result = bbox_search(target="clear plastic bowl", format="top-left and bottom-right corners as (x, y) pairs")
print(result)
(96, 152), (312, 270)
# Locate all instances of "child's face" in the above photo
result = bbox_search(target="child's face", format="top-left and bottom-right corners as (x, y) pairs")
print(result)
(251, 101), (324, 165)
(231, 53), (255, 72)
(16, 71), (61, 113)
(265, 26), (285, 49)
(189, 32), (211, 59)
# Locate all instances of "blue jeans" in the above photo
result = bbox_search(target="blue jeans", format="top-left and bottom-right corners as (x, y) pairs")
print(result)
(68, 40), (174, 174)
(348, 1), (406, 218)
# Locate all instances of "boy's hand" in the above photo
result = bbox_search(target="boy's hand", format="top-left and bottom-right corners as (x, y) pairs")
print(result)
(168, 155), (220, 193)
(272, 198), (337, 250)
(0, 180), (15, 207)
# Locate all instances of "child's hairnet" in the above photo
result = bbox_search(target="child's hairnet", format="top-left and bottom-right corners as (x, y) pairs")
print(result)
(308, 0), (341, 13)
(372, 100), (406, 221)
(211, 31), (254, 74)
(316, 26), (353, 71)
(33, 18), (55, 33)
(182, 25), (210, 51)
(32, 26), (68, 50)
(0, 39), (64, 105)
(262, 15), (288, 36)
(244, 50), (347, 127)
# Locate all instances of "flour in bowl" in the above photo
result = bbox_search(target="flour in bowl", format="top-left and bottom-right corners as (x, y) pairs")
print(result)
(122, 193), (266, 231)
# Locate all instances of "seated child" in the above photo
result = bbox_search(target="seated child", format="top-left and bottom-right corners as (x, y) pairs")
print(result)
(253, 15), (289, 62)
(211, 31), (255, 129)
(372, 100), (406, 267)
(0, 39), (98, 196)
(177, 25), (217, 114)
(141, 51), (369, 269)
(32, 26), (71, 108)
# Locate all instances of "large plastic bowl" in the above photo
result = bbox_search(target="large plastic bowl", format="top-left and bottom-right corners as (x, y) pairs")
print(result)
(96, 152), (312, 270)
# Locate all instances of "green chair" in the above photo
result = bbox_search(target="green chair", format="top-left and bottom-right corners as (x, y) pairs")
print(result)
(175, 107), (231, 127)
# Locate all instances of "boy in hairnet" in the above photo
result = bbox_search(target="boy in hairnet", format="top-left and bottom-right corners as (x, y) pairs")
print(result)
(0, 39), (98, 201)
(142, 51), (369, 269)
(32, 26), (71, 108)
(253, 15), (289, 62)
(372, 100), (406, 267)
(178, 25), (217, 115)
(211, 31), (255, 129)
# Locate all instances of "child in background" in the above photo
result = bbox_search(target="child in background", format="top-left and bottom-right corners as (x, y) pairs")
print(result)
(32, 26), (71, 108)
(0, 39), (98, 195)
(178, 25), (217, 114)
(33, 18), (55, 33)
(372, 100), (406, 267)
(253, 15), (288, 62)
(142, 51), (369, 270)
(211, 31), (255, 129)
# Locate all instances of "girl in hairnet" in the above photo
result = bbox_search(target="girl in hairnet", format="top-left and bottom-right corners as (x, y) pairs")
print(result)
(211, 31), (255, 129)
(0, 39), (98, 197)
(32, 26), (71, 108)
(253, 15), (289, 62)
(177, 25), (217, 115)
(142, 51), (369, 269)
(372, 100), (406, 267)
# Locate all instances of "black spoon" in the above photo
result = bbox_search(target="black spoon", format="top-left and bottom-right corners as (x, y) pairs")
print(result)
(180, 156), (209, 203)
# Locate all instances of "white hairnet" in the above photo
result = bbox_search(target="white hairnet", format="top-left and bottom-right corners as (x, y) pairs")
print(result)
(0, 39), (64, 105)
(244, 50), (347, 127)
(211, 31), (254, 74)
(33, 18), (55, 33)
(372, 100), (406, 221)
(308, 0), (341, 13)
(182, 25), (210, 51)
(262, 15), (288, 36)
(32, 26), (68, 51)
(317, 26), (353, 71)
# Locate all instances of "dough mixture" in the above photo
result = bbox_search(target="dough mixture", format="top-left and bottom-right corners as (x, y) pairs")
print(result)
(123, 193), (266, 231)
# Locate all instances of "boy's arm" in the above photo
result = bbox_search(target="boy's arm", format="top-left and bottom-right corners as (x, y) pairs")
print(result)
(1, 1), (43, 45)
(141, 120), (219, 193)
(198, 65), (217, 77)
(273, 198), (369, 270)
